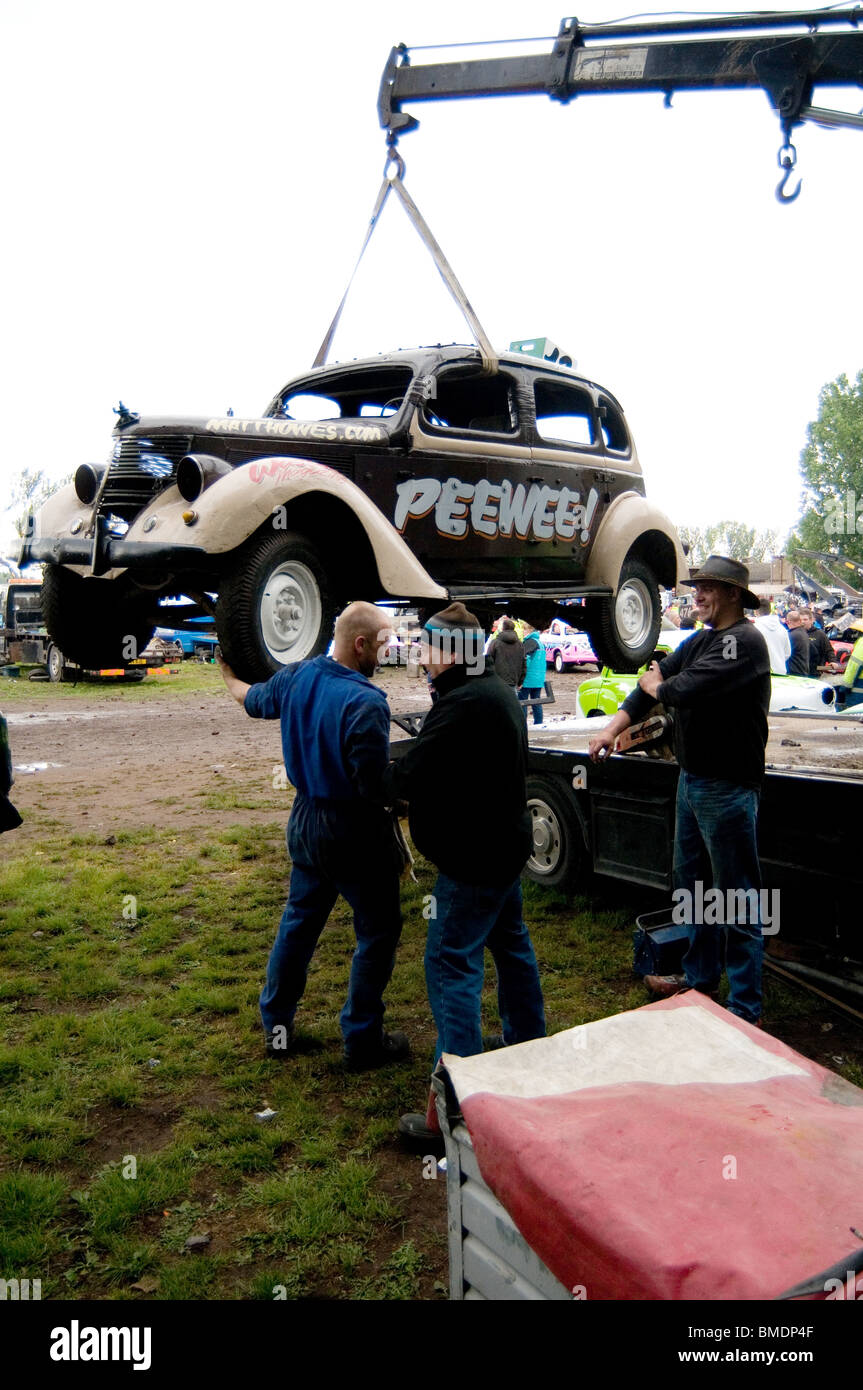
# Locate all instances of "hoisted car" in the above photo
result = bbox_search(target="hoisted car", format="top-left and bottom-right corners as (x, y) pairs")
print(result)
(22, 346), (686, 683)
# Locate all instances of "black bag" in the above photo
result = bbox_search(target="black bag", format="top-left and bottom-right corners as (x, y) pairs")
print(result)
(0, 712), (22, 833)
(632, 908), (687, 977)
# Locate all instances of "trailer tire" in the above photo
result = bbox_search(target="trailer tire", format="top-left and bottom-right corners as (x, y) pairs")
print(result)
(46, 643), (66, 683)
(524, 775), (587, 893)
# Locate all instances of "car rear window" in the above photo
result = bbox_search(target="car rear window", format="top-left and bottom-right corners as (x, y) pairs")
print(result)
(598, 395), (631, 453)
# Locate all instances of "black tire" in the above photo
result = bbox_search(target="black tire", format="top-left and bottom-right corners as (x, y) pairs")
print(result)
(586, 558), (661, 673)
(216, 530), (340, 683)
(46, 643), (66, 683)
(553, 650), (564, 674)
(523, 775), (587, 893)
(42, 565), (155, 670)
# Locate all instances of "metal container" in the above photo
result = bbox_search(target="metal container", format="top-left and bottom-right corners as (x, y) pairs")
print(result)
(432, 1073), (571, 1301)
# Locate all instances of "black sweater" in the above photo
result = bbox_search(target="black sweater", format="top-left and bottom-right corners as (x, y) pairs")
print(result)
(383, 663), (532, 886)
(786, 626), (811, 676)
(621, 621), (770, 789)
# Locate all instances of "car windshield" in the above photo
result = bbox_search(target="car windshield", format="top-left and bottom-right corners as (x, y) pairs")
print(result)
(269, 366), (414, 421)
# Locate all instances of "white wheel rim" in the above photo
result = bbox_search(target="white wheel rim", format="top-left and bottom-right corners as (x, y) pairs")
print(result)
(527, 797), (563, 877)
(260, 561), (322, 663)
(615, 577), (653, 650)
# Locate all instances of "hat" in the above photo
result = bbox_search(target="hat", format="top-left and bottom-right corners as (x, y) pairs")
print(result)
(423, 601), (483, 633)
(682, 555), (760, 610)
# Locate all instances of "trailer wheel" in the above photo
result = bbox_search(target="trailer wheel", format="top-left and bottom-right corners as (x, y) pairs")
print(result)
(587, 558), (661, 673)
(216, 530), (340, 683)
(524, 775), (587, 892)
(46, 643), (66, 683)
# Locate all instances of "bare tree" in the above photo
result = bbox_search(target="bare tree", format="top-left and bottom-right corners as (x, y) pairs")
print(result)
(8, 468), (72, 540)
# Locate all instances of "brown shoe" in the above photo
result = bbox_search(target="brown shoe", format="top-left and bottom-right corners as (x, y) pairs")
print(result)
(644, 973), (688, 998)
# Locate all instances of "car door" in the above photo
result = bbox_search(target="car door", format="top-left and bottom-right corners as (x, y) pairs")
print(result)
(528, 374), (642, 582)
(395, 359), (534, 587)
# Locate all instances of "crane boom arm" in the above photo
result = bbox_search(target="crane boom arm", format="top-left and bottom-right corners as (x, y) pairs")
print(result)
(379, 8), (863, 139)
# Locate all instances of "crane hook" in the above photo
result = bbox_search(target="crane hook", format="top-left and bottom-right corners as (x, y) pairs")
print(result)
(776, 141), (801, 204)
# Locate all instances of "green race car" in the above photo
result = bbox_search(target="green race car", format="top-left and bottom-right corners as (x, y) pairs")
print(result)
(576, 640), (838, 717)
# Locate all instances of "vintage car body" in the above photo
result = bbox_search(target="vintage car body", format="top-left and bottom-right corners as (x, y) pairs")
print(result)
(22, 346), (687, 682)
(540, 619), (598, 671)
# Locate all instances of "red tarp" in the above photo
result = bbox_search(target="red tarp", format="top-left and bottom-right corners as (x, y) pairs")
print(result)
(443, 994), (863, 1300)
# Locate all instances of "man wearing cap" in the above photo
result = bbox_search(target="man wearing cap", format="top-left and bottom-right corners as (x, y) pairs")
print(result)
(384, 602), (546, 1142)
(589, 557), (771, 1026)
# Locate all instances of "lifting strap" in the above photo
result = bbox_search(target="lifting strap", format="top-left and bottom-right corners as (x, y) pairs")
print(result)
(313, 149), (498, 374)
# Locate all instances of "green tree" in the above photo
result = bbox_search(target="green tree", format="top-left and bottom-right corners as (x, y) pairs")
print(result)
(794, 369), (863, 569)
(675, 522), (779, 568)
(676, 525), (708, 567)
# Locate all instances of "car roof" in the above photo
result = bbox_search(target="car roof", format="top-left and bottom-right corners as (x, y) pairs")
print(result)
(278, 345), (627, 411)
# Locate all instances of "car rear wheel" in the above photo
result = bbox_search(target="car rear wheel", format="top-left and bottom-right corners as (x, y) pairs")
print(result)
(216, 530), (340, 683)
(587, 558), (661, 673)
(553, 651), (564, 674)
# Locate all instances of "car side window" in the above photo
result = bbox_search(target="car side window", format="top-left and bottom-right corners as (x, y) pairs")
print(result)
(420, 370), (518, 436)
(534, 380), (597, 448)
(598, 396), (631, 454)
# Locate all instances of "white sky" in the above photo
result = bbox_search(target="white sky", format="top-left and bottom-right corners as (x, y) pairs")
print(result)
(1, 0), (861, 556)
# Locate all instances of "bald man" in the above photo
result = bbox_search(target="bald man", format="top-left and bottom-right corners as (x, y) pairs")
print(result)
(218, 602), (409, 1069)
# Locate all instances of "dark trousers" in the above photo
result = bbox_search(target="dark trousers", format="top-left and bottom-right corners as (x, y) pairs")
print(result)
(673, 772), (763, 1023)
(260, 798), (402, 1054)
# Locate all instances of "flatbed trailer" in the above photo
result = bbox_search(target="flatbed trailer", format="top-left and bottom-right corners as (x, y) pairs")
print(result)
(391, 708), (863, 987)
(520, 713), (863, 988)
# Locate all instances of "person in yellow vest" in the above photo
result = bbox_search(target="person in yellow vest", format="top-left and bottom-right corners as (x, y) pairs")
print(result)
(840, 634), (863, 708)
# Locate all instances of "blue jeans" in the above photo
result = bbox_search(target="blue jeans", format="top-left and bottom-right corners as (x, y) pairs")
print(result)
(260, 800), (402, 1055)
(518, 686), (544, 725)
(673, 772), (763, 1023)
(425, 874), (546, 1062)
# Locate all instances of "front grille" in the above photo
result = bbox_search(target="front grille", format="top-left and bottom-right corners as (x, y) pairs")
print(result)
(100, 434), (192, 518)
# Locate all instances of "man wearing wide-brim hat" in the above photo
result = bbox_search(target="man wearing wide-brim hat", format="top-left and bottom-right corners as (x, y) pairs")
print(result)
(589, 556), (771, 1026)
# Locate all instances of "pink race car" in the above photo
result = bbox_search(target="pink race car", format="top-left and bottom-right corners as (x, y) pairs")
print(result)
(540, 619), (599, 672)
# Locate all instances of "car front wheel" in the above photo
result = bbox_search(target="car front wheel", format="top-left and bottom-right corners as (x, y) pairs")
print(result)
(42, 565), (155, 671)
(587, 558), (661, 673)
(553, 651), (564, 674)
(216, 530), (340, 683)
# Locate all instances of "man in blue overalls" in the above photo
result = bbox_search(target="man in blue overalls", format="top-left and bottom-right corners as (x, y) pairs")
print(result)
(218, 601), (409, 1069)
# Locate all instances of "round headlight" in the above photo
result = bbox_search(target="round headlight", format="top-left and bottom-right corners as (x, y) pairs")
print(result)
(177, 456), (204, 502)
(177, 454), (232, 501)
(75, 463), (106, 504)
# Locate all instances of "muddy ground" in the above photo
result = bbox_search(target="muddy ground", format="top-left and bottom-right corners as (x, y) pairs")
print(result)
(6, 666), (863, 836)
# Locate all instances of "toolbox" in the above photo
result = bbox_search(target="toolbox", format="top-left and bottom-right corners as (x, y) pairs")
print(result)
(632, 906), (687, 977)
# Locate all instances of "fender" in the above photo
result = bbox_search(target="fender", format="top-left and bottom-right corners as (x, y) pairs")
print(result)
(585, 491), (688, 593)
(35, 457), (447, 599)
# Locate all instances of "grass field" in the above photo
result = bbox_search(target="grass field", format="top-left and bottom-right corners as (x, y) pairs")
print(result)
(0, 777), (661, 1300)
(1, 665), (861, 1300)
